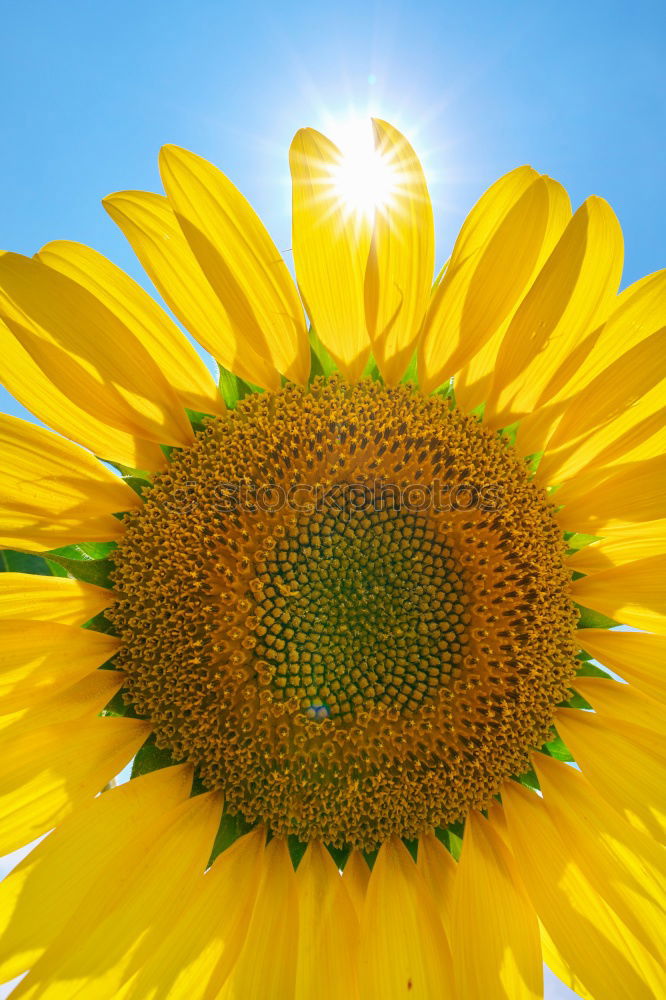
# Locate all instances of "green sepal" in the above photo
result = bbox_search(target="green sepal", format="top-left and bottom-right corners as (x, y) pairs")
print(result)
(399, 351), (418, 385)
(46, 554), (115, 589)
(499, 420), (519, 446)
(575, 604), (620, 629)
(513, 767), (541, 791)
(207, 811), (256, 867)
(0, 549), (68, 576)
(361, 353), (381, 381)
(327, 844), (351, 870)
(557, 689), (593, 710)
(308, 327), (337, 380)
(101, 686), (140, 718)
(131, 736), (180, 779)
(218, 366), (258, 408)
(403, 838), (419, 863)
(82, 611), (119, 636)
(566, 532), (600, 553)
(105, 461), (152, 482)
(48, 541), (116, 561)
(541, 731), (575, 762)
(362, 846), (379, 869)
(287, 834), (308, 870)
(434, 819), (465, 860)
(123, 476), (153, 499)
(576, 659), (614, 679)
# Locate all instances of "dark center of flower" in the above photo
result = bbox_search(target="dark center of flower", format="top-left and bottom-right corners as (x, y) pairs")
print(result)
(110, 377), (578, 849)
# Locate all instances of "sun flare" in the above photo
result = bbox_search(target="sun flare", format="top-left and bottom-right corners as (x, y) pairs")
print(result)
(327, 117), (399, 220)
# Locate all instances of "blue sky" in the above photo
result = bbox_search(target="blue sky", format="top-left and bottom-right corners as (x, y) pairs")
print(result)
(0, 1), (664, 996)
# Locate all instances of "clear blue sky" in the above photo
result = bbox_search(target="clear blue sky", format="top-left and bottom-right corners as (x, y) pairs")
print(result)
(0, 2), (664, 996)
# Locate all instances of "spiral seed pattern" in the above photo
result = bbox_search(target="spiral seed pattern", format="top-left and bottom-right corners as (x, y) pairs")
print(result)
(110, 378), (578, 848)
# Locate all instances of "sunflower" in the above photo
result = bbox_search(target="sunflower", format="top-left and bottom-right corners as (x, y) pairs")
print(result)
(0, 119), (664, 1000)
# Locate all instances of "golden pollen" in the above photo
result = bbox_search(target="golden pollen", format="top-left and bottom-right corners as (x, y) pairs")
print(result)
(110, 378), (578, 849)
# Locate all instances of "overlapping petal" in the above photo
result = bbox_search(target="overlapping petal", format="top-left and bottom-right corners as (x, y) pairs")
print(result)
(37, 241), (224, 417)
(290, 127), (371, 381)
(0, 253), (194, 464)
(364, 119), (434, 384)
(0, 414), (138, 553)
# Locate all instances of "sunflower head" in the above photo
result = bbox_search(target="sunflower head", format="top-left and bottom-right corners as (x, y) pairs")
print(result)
(0, 119), (663, 1000)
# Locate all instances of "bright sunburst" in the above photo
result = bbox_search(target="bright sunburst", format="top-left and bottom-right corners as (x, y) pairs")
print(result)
(327, 117), (399, 220)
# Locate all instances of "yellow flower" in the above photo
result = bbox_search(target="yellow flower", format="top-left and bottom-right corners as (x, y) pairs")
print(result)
(0, 119), (664, 999)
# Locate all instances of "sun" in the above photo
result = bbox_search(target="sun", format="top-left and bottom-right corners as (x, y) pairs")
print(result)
(327, 117), (399, 221)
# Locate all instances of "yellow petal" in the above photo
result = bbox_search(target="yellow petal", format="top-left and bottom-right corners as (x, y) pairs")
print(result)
(218, 836), (299, 1000)
(159, 145), (309, 385)
(0, 253), (194, 452)
(420, 173), (570, 394)
(0, 413), (138, 553)
(0, 317), (164, 471)
(290, 127), (371, 381)
(534, 751), (666, 958)
(500, 780), (666, 999)
(451, 166), (540, 259)
(556, 708), (666, 840)
(574, 677), (665, 737)
(0, 764), (192, 982)
(451, 810), (542, 999)
(576, 628), (666, 704)
(0, 574), (112, 625)
(343, 849), (371, 922)
(557, 455), (666, 534)
(415, 830), (456, 940)
(571, 555), (666, 634)
(540, 925), (594, 1000)
(543, 322), (666, 464)
(359, 836), (454, 999)
(490, 197), (623, 422)
(0, 715), (151, 855)
(0, 620), (119, 713)
(104, 190), (280, 390)
(0, 668), (124, 735)
(537, 381), (665, 487)
(454, 175), (571, 414)
(515, 270), (666, 459)
(567, 522), (666, 573)
(114, 826), (265, 1000)
(552, 269), (666, 403)
(364, 119), (434, 384)
(296, 841), (359, 1000)
(13, 790), (222, 1000)
(37, 241), (224, 417)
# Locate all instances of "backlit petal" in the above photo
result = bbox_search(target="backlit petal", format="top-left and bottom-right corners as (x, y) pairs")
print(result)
(159, 145), (309, 385)
(290, 127), (371, 381)
(364, 119), (434, 384)
(359, 837), (454, 999)
(0, 716), (151, 855)
(556, 708), (666, 840)
(420, 172), (570, 394)
(0, 764), (192, 982)
(451, 810), (542, 999)
(0, 414), (138, 553)
(500, 781), (665, 999)
(104, 190), (280, 390)
(0, 253), (193, 452)
(0, 574), (112, 625)
(576, 628), (666, 704)
(37, 241), (223, 417)
(490, 197), (623, 422)
(571, 555), (666, 634)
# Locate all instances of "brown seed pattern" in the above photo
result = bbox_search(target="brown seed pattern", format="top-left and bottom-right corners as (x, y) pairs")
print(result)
(110, 378), (578, 848)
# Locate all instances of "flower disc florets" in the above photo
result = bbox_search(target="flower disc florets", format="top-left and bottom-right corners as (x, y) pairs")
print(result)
(110, 378), (578, 848)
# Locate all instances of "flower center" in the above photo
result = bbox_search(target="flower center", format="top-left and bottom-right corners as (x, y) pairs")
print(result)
(110, 378), (578, 849)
